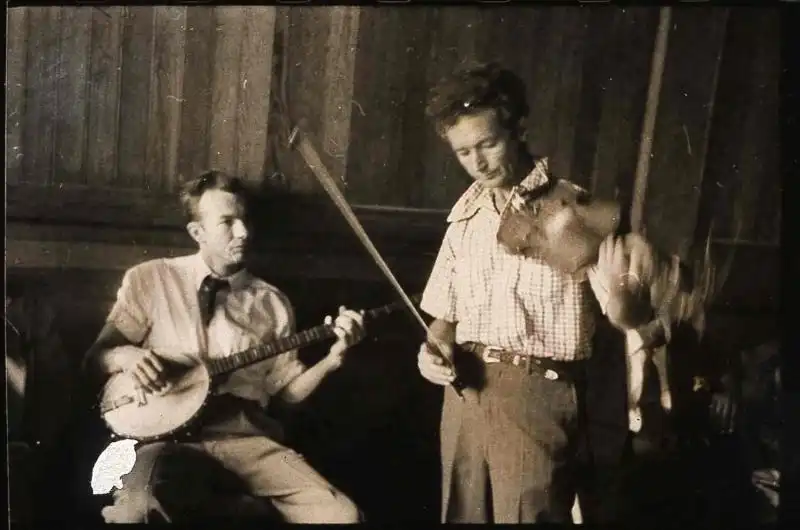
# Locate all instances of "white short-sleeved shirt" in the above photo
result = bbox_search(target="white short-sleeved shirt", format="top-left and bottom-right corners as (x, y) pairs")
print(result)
(107, 252), (305, 407)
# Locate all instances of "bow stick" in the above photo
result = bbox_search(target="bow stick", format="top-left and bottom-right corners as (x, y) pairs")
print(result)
(285, 124), (466, 398)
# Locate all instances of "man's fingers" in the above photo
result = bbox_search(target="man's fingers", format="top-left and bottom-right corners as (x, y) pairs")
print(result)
(418, 359), (456, 385)
(141, 354), (164, 375)
(132, 369), (158, 393)
(136, 360), (161, 385)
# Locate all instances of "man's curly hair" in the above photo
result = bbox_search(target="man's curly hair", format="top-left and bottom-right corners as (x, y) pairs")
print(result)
(425, 62), (530, 137)
(179, 169), (250, 223)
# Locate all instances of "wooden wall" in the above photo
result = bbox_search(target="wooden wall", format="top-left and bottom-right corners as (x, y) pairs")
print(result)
(4, 6), (780, 523)
(6, 2), (781, 358)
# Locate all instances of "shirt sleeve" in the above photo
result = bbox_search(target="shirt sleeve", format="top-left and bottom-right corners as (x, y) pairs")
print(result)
(106, 266), (152, 345)
(260, 292), (306, 397)
(420, 224), (459, 323)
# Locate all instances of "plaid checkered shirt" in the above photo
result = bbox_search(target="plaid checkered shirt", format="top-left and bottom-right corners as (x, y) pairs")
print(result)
(420, 158), (596, 362)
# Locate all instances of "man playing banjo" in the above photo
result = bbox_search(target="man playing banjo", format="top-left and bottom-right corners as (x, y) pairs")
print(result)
(83, 170), (366, 523)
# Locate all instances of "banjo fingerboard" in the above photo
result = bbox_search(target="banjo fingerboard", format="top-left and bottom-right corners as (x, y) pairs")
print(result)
(205, 296), (420, 378)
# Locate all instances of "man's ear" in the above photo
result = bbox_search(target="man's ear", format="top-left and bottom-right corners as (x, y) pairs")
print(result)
(186, 221), (204, 245)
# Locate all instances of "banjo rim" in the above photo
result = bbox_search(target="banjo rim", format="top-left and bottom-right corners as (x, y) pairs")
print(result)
(99, 363), (212, 442)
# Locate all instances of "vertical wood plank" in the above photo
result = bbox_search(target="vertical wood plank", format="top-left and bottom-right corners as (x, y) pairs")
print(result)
(321, 7), (360, 187)
(395, 8), (439, 208)
(525, 9), (566, 163)
(590, 8), (660, 201)
(702, 9), (780, 245)
(279, 7), (333, 193)
(208, 7), (244, 174)
(570, 6), (617, 197)
(551, 8), (589, 185)
(22, 7), (61, 185)
(6, 7), (29, 185)
(734, 10), (779, 244)
(86, 6), (123, 185)
(54, 7), (93, 185)
(236, 7), (276, 184)
(413, 7), (491, 209)
(117, 6), (155, 188)
(144, 6), (187, 192)
(345, 7), (420, 205)
(177, 7), (216, 182)
(643, 8), (729, 259)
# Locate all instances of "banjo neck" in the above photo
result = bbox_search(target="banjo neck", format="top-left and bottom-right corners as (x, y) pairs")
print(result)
(205, 295), (420, 378)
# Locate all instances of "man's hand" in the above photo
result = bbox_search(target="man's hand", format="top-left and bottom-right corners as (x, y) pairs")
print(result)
(624, 232), (659, 288)
(596, 235), (652, 330)
(324, 306), (366, 370)
(752, 468), (780, 508)
(122, 349), (172, 394)
(417, 339), (457, 386)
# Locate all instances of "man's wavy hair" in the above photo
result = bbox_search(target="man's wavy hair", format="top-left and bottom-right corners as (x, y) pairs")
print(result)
(425, 62), (530, 137)
(179, 170), (250, 223)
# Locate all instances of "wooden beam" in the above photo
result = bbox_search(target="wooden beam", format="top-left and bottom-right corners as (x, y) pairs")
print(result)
(5, 238), (435, 287)
(630, 6), (671, 232)
(6, 184), (448, 242)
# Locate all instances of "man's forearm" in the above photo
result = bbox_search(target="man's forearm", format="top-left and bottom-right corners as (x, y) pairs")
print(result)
(83, 344), (142, 381)
(279, 355), (339, 404)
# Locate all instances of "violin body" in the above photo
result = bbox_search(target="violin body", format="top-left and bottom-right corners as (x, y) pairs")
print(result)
(497, 178), (622, 275)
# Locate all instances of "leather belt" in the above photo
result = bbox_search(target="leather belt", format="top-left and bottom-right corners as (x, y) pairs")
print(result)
(461, 342), (586, 383)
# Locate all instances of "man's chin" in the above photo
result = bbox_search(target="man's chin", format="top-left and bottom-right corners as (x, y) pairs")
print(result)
(476, 174), (509, 188)
(226, 248), (247, 264)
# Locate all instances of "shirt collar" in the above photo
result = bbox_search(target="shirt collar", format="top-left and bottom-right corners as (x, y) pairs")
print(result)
(190, 252), (252, 292)
(446, 157), (552, 223)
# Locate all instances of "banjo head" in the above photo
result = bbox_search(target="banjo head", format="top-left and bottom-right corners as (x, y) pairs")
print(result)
(100, 363), (211, 441)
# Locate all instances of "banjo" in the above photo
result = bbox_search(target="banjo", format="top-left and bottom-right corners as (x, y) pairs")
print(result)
(98, 297), (418, 441)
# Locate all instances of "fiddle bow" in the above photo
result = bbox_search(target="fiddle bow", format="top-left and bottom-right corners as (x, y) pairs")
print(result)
(273, 100), (465, 398)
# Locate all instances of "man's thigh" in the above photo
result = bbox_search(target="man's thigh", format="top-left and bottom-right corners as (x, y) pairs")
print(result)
(483, 365), (580, 523)
(206, 436), (360, 523)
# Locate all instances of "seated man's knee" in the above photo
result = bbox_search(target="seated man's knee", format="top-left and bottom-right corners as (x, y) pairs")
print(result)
(301, 489), (361, 523)
(326, 492), (362, 523)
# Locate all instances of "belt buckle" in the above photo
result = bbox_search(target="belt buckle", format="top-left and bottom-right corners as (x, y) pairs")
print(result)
(481, 346), (504, 364)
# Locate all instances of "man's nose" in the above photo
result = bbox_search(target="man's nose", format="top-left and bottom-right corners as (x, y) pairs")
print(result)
(233, 220), (249, 239)
(473, 152), (488, 173)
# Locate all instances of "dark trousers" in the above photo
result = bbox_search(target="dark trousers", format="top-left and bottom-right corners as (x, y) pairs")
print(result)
(440, 361), (585, 523)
